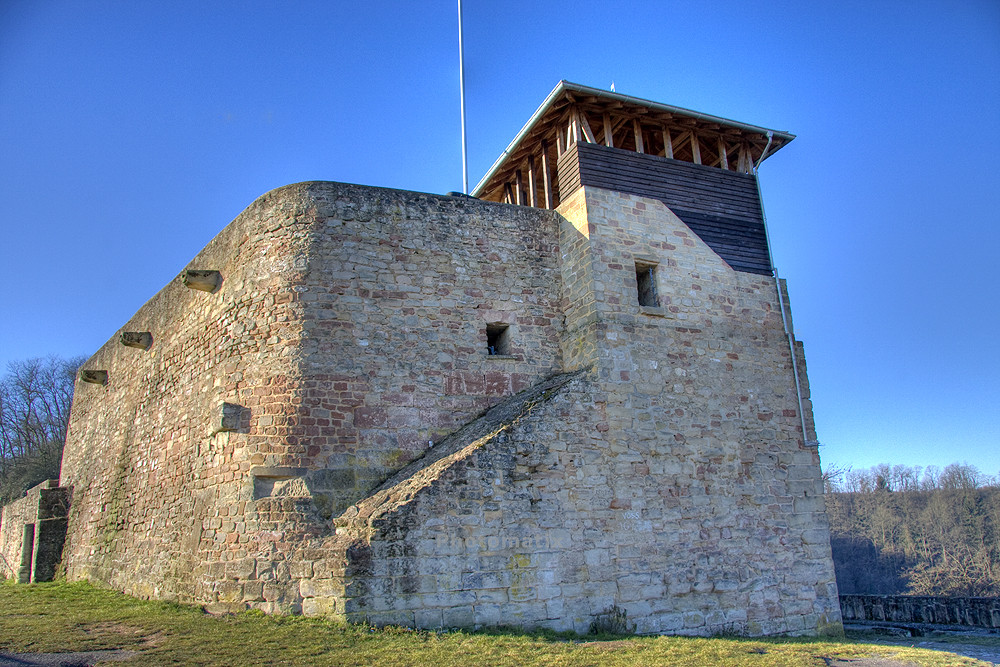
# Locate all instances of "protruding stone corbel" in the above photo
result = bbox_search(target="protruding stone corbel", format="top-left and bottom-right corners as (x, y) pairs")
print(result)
(211, 402), (244, 435)
(120, 331), (153, 350)
(79, 370), (108, 385)
(183, 269), (222, 293)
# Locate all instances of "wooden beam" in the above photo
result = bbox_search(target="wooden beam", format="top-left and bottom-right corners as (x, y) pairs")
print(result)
(527, 156), (537, 207)
(633, 119), (644, 154)
(661, 126), (674, 159)
(603, 113), (614, 147)
(556, 128), (565, 156)
(504, 182), (514, 205)
(577, 107), (597, 144)
(717, 137), (729, 170)
(672, 130), (692, 147)
(690, 132), (701, 165)
(541, 140), (552, 209)
(514, 169), (523, 206)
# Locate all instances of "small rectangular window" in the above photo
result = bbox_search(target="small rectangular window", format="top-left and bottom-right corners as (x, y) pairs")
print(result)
(486, 323), (510, 355)
(635, 262), (658, 307)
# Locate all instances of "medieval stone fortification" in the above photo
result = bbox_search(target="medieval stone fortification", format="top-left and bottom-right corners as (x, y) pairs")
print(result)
(1, 82), (842, 636)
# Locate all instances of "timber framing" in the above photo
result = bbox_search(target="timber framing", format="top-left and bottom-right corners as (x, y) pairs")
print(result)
(472, 81), (794, 210)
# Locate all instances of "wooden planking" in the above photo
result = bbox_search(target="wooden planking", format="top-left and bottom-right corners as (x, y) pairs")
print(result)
(579, 158), (761, 194)
(578, 161), (762, 218)
(557, 142), (583, 200)
(575, 143), (763, 220)
(579, 142), (761, 187)
(573, 143), (773, 275)
(577, 163), (764, 222)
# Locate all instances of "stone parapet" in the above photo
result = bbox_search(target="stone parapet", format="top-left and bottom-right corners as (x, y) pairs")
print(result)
(841, 594), (1000, 629)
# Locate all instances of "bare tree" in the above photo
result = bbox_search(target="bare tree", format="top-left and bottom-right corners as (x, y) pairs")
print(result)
(939, 462), (984, 490)
(822, 462), (850, 493)
(0, 355), (85, 503)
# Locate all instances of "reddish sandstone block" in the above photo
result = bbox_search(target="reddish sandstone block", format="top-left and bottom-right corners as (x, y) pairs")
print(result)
(354, 407), (388, 428)
(484, 372), (511, 396)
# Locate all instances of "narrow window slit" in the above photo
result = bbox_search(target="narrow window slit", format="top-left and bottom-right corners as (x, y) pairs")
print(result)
(486, 323), (510, 356)
(635, 262), (659, 307)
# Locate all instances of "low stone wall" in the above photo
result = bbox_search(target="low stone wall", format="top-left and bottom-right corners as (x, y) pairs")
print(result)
(0, 480), (70, 582)
(840, 594), (1000, 629)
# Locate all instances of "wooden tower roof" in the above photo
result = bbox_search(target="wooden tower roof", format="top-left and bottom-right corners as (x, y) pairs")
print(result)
(472, 81), (795, 209)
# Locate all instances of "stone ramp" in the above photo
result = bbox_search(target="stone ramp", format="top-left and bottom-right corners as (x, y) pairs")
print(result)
(333, 368), (587, 538)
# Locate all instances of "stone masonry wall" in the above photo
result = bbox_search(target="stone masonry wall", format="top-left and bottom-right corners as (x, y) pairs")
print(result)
(0, 486), (39, 581)
(547, 186), (839, 635)
(48, 178), (840, 635)
(292, 183), (564, 512)
(299, 358), (838, 635)
(60, 182), (317, 599)
(238, 185), (840, 636)
(58, 182), (563, 608)
(0, 480), (69, 583)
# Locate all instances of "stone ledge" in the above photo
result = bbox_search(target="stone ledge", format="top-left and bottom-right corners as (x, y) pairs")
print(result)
(639, 305), (669, 318)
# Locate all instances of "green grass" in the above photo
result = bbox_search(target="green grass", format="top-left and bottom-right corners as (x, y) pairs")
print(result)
(0, 581), (992, 666)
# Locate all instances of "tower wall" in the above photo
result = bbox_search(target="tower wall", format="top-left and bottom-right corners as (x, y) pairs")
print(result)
(552, 186), (838, 633)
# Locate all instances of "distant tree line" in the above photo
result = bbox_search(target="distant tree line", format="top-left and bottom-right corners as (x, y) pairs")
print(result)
(825, 462), (1000, 597)
(0, 356), (84, 504)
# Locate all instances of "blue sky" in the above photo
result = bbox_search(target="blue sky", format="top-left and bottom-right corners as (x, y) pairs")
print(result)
(1, 1), (997, 476)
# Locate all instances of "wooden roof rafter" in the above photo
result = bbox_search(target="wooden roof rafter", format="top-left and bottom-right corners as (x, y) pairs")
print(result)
(473, 81), (794, 206)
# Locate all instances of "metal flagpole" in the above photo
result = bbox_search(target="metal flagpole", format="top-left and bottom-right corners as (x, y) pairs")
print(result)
(458, 0), (469, 194)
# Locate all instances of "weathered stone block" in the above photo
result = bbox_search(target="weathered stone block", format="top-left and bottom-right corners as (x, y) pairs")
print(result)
(183, 269), (221, 292)
(79, 369), (108, 385)
(211, 402), (244, 435)
(299, 578), (342, 599)
(120, 331), (153, 350)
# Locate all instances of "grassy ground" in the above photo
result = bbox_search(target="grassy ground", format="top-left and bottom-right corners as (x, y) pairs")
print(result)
(0, 581), (992, 666)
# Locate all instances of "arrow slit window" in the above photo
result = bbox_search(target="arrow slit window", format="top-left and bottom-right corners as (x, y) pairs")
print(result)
(635, 261), (659, 307)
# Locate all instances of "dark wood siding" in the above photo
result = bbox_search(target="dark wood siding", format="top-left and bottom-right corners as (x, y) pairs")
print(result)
(556, 143), (582, 201)
(562, 142), (773, 275)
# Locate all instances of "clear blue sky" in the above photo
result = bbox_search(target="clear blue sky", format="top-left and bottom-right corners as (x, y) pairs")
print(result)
(2, 1), (997, 476)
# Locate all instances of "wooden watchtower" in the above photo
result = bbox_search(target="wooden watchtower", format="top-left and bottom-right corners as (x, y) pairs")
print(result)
(472, 81), (794, 275)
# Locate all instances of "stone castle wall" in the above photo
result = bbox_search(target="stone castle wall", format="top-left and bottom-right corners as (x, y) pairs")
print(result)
(57, 182), (565, 604)
(8, 178), (841, 636)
